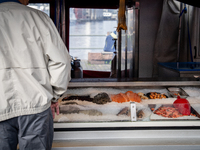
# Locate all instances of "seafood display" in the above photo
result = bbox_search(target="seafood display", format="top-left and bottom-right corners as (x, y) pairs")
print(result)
(153, 105), (197, 118)
(62, 92), (111, 105)
(93, 92), (111, 104)
(63, 95), (93, 102)
(138, 92), (149, 99)
(137, 109), (145, 118)
(54, 87), (200, 122)
(154, 106), (185, 118)
(117, 107), (130, 116)
(146, 92), (167, 99)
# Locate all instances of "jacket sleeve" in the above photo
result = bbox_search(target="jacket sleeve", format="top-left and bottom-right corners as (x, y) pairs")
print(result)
(44, 16), (71, 101)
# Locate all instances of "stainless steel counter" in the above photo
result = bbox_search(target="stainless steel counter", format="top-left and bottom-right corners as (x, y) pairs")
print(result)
(68, 80), (200, 88)
(52, 129), (200, 150)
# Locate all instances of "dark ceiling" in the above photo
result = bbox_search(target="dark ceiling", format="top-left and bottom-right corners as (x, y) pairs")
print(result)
(30, 0), (119, 8)
(30, 0), (200, 8)
(175, 0), (200, 8)
(67, 0), (119, 9)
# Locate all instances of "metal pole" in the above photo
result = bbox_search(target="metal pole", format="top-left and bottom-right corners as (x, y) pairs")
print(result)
(61, 0), (66, 44)
(117, 30), (122, 78)
(177, 3), (183, 62)
(130, 1), (139, 78)
(56, 0), (60, 32)
(125, 30), (128, 78)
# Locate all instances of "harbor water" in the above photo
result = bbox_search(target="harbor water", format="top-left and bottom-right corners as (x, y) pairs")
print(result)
(69, 20), (117, 60)
(69, 20), (117, 71)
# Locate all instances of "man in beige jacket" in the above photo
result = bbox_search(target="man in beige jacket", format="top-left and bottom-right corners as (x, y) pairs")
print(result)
(0, 0), (71, 149)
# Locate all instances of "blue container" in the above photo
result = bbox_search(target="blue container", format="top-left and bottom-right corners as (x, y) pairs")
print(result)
(158, 62), (200, 77)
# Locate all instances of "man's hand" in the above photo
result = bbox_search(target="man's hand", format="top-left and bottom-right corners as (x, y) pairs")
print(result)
(51, 102), (59, 119)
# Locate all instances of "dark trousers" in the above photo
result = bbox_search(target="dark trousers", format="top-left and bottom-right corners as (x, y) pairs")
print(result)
(0, 107), (53, 150)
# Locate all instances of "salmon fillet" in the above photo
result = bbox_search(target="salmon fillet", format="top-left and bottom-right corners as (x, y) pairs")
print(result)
(125, 91), (141, 103)
(110, 93), (126, 103)
(120, 93), (129, 102)
(110, 91), (141, 103)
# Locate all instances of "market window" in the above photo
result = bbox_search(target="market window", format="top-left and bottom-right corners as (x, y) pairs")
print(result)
(28, 3), (50, 16)
(69, 8), (118, 73)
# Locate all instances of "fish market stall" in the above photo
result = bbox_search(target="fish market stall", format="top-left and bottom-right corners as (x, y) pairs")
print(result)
(52, 80), (200, 150)
(50, 0), (200, 148)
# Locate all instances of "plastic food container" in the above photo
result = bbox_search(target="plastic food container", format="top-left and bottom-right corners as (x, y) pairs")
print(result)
(167, 87), (189, 98)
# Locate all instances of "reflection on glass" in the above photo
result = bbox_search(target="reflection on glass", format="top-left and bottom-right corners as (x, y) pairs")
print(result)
(69, 8), (118, 72)
(28, 3), (50, 16)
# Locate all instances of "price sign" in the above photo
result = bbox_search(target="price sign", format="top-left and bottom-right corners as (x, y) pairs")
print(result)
(130, 102), (137, 121)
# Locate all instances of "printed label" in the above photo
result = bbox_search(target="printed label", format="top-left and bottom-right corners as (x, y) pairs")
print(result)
(131, 102), (137, 121)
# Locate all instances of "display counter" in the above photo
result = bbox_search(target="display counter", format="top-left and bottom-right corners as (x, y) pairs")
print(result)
(52, 79), (200, 150)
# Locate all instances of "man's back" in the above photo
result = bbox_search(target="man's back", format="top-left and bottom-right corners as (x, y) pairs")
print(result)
(0, 2), (71, 121)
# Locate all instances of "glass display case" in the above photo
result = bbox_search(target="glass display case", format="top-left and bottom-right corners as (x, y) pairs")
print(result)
(54, 80), (200, 124)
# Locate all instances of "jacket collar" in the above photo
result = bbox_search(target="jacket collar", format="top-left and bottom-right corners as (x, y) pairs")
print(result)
(0, 0), (21, 4)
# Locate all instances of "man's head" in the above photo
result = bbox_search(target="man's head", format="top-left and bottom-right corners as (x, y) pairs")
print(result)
(18, 0), (29, 5)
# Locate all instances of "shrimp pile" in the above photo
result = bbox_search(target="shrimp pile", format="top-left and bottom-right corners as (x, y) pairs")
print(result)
(154, 106), (184, 118)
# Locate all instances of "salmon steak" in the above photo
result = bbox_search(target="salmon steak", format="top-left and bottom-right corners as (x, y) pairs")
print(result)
(110, 91), (141, 103)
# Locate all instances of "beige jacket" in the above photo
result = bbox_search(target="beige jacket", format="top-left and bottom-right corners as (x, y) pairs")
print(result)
(0, 2), (71, 121)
